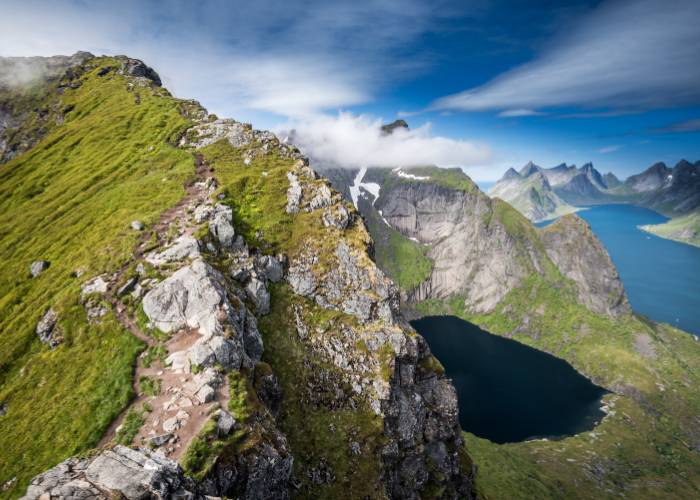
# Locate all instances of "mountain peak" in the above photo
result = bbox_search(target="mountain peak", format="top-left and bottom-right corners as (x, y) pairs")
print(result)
(519, 161), (541, 177)
(380, 119), (409, 135)
(503, 167), (521, 180)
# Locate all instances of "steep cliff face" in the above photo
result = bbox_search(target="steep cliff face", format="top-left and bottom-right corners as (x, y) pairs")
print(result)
(376, 177), (550, 313)
(539, 214), (630, 316)
(1, 54), (474, 499)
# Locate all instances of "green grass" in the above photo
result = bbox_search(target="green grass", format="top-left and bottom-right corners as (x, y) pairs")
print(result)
(180, 371), (256, 481)
(640, 210), (700, 248)
(0, 56), (196, 497)
(363, 204), (432, 291)
(138, 376), (161, 397)
(415, 272), (700, 498)
(258, 285), (386, 499)
(115, 406), (148, 446)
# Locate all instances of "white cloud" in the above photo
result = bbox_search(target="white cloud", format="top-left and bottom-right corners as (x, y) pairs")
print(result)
(432, 0), (700, 113)
(280, 112), (490, 168)
(497, 109), (545, 117)
(598, 145), (621, 154)
(0, 0), (448, 119)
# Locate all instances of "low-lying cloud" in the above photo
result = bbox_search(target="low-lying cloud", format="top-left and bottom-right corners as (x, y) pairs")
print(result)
(432, 0), (700, 113)
(281, 112), (490, 168)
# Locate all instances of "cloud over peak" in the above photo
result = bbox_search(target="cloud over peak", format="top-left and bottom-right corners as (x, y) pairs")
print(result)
(281, 112), (490, 169)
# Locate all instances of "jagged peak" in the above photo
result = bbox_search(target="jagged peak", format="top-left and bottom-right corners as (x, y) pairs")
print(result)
(519, 161), (541, 177)
(502, 167), (521, 180)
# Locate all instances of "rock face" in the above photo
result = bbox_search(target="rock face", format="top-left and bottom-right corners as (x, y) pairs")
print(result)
(539, 214), (630, 316)
(1, 52), (94, 163)
(22, 445), (201, 500)
(376, 176), (548, 313)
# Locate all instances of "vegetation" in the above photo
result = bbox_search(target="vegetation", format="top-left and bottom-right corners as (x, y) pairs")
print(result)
(0, 56), (196, 497)
(641, 210), (700, 248)
(138, 376), (161, 397)
(416, 272), (700, 498)
(259, 285), (386, 499)
(115, 406), (148, 445)
(363, 203), (432, 291)
(180, 371), (255, 481)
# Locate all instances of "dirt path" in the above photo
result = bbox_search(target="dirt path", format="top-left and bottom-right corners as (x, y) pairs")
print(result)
(98, 153), (227, 458)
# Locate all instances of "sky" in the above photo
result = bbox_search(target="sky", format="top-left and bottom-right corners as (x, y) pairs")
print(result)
(1, 0), (699, 181)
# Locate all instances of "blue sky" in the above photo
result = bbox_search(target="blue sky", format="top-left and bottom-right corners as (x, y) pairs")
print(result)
(1, 0), (699, 180)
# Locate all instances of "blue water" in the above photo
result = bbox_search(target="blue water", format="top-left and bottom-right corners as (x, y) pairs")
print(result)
(539, 204), (700, 336)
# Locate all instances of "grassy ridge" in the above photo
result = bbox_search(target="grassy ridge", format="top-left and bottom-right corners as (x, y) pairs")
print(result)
(0, 57), (195, 497)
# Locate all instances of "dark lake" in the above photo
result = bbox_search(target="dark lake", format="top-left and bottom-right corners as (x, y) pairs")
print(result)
(411, 315), (608, 444)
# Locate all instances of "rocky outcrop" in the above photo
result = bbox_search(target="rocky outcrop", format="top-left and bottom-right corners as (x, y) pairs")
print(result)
(35, 308), (62, 349)
(376, 177), (548, 313)
(22, 445), (202, 500)
(539, 214), (630, 316)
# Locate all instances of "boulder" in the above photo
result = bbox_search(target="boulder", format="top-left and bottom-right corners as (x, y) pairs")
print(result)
(255, 255), (285, 283)
(117, 276), (138, 296)
(30, 260), (49, 278)
(81, 275), (109, 297)
(130, 220), (144, 231)
(210, 204), (235, 247)
(142, 259), (229, 336)
(145, 235), (200, 266)
(22, 446), (199, 500)
(245, 277), (270, 315)
(193, 204), (214, 224)
(217, 410), (236, 436)
(36, 308), (62, 349)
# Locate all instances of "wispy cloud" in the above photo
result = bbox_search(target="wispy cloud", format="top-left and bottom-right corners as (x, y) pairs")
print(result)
(431, 0), (700, 113)
(0, 0), (452, 119)
(653, 118), (700, 134)
(280, 112), (490, 168)
(497, 109), (545, 117)
(598, 145), (621, 154)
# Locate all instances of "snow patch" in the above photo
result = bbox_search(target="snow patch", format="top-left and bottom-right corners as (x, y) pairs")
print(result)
(349, 167), (381, 208)
(393, 168), (430, 181)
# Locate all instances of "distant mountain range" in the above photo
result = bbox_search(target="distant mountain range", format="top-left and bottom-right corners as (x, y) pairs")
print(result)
(489, 159), (700, 246)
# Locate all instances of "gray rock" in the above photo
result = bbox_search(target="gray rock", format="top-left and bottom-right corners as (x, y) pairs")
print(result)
(286, 172), (302, 214)
(148, 433), (172, 447)
(142, 259), (230, 336)
(130, 220), (144, 231)
(30, 260), (49, 278)
(255, 255), (285, 283)
(540, 214), (630, 316)
(193, 204), (214, 224)
(245, 277), (270, 315)
(195, 384), (216, 404)
(0, 402), (7, 417)
(80, 275), (109, 297)
(210, 203), (235, 247)
(217, 410), (236, 436)
(322, 205), (351, 230)
(117, 276), (138, 296)
(36, 308), (62, 349)
(22, 445), (200, 500)
(308, 184), (333, 210)
(145, 235), (200, 266)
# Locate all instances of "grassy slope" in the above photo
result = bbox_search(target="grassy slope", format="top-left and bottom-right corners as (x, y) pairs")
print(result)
(199, 140), (388, 498)
(640, 211), (700, 248)
(0, 57), (195, 497)
(415, 270), (700, 498)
